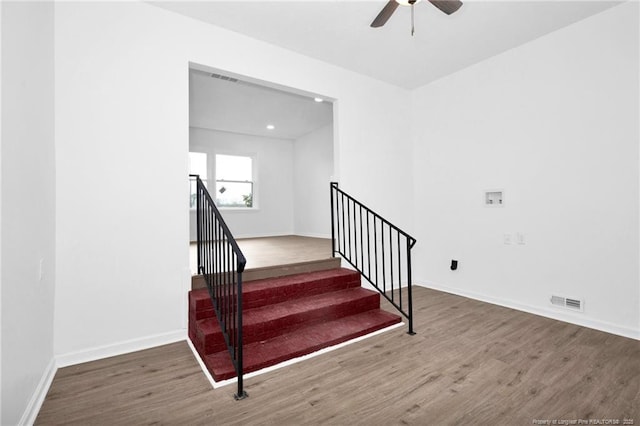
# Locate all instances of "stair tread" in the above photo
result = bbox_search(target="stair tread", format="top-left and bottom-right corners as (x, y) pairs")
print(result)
(243, 267), (359, 289)
(204, 309), (401, 381)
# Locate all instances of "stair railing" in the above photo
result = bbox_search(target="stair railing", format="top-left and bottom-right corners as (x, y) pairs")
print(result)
(330, 182), (416, 335)
(191, 174), (248, 400)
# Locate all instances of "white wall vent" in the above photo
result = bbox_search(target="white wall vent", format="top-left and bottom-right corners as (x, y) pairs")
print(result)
(210, 73), (238, 83)
(550, 295), (584, 312)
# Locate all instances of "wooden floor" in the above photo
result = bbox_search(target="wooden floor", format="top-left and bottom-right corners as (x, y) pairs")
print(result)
(36, 287), (639, 425)
(190, 235), (332, 275)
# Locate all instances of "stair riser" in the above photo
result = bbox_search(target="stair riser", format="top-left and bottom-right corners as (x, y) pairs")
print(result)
(190, 308), (214, 322)
(189, 289), (211, 309)
(190, 330), (222, 357)
(194, 321), (225, 350)
(243, 275), (361, 309)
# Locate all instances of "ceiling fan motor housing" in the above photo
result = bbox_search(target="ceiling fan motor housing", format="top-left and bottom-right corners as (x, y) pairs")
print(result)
(371, 0), (462, 29)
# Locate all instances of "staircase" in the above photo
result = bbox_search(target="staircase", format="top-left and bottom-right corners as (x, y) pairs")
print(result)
(188, 267), (401, 381)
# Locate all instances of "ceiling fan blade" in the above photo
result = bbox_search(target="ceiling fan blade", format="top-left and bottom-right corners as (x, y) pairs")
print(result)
(428, 0), (463, 15)
(371, 0), (400, 28)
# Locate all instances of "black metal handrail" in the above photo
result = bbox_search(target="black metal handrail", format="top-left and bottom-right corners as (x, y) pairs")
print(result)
(330, 182), (416, 334)
(191, 174), (248, 400)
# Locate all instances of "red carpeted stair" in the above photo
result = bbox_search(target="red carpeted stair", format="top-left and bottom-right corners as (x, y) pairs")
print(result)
(188, 268), (401, 381)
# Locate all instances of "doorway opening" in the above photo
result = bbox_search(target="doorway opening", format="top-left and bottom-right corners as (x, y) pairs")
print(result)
(188, 64), (335, 276)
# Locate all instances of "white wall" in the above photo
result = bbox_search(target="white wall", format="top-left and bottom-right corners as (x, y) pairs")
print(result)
(411, 2), (639, 338)
(190, 127), (295, 239)
(294, 123), (334, 238)
(53, 1), (412, 362)
(1, 3), (3, 421)
(1, 2), (56, 424)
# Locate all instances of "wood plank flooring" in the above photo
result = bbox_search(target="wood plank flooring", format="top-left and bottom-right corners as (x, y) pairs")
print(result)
(36, 287), (639, 425)
(190, 235), (332, 275)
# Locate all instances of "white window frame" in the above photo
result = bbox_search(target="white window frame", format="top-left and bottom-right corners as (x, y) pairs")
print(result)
(189, 151), (209, 210)
(214, 152), (257, 210)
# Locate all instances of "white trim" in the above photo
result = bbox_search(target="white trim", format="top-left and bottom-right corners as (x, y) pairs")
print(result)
(293, 232), (332, 239)
(56, 330), (186, 368)
(189, 321), (405, 389)
(19, 357), (56, 426)
(418, 281), (639, 341)
(186, 339), (217, 389)
(232, 231), (296, 240)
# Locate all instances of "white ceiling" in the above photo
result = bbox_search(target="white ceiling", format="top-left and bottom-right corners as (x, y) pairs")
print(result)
(175, 1), (620, 139)
(154, 0), (620, 90)
(190, 69), (333, 139)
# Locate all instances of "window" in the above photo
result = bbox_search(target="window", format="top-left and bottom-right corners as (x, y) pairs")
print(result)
(215, 154), (254, 208)
(189, 152), (207, 208)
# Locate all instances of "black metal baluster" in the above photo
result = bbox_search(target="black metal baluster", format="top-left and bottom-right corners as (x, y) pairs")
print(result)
(235, 267), (247, 400)
(226, 243), (231, 334)
(366, 211), (371, 280)
(381, 219), (386, 295)
(340, 192), (346, 256)
(359, 205), (364, 271)
(389, 224), (394, 303)
(347, 196), (352, 260)
(407, 238), (415, 335)
(373, 216), (378, 286)
(352, 199), (358, 268)
(397, 230), (401, 310)
(330, 183), (336, 257)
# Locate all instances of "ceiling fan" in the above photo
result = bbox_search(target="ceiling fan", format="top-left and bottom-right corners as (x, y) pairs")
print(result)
(371, 0), (463, 35)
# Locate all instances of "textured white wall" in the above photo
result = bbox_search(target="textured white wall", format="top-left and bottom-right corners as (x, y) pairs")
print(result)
(190, 127), (295, 239)
(1, 2), (56, 424)
(294, 123), (334, 238)
(411, 2), (639, 338)
(53, 1), (412, 361)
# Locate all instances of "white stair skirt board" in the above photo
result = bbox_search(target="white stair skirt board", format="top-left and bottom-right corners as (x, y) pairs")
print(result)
(188, 321), (405, 389)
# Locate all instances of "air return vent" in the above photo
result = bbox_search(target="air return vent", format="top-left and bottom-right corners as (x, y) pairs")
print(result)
(550, 295), (584, 312)
(210, 73), (238, 83)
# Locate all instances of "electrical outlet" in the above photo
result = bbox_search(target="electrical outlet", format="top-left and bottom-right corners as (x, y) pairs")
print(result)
(503, 234), (512, 245)
(516, 233), (525, 245)
(38, 259), (44, 281)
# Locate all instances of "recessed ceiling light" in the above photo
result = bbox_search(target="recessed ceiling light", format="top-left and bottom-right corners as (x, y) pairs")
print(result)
(314, 97), (324, 103)
(266, 124), (275, 130)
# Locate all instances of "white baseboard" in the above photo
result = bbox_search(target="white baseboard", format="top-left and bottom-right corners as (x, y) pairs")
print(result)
(293, 232), (332, 239)
(233, 232), (295, 240)
(19, 357), (56, 426)
(56, 330), (187, 368)
(418, 281), (639, 341)
(20, 331), (187, 425)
